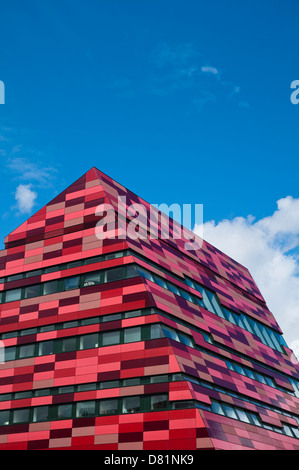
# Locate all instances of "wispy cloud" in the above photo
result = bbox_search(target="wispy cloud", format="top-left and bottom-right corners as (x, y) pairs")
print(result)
(145, 42), (247, 110)
(194, 196), (299, 352)
(201, 65), (220, 75)
(0, 124), (60, 220)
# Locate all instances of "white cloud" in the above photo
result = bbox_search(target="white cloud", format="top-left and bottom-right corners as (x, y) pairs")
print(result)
(201, 65), (219, 75)
(194, 196), (299, 352)
(15, 184), (37, 214)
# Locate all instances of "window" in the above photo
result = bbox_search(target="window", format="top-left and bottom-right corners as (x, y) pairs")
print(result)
(5, 288), (22, 303)
(150, 324), (164, 339)
(33, 406), (49, 422)
(24, 284), (41, 299)
(80, 334), (98, 350)
(20, 328), (37, 337)
(99, 380), (119, 390)
(77, 383), (96, 392)
(38, 341), (54, 356)
(43, 280), (58, 296)
(150, 375), (168, 384)
(34, 389), (50, 397)
(76, 401), (96, 418)
(19, 344), (35, 359)
(124, 310), (142, 319)
(102, 313), (122, 323)
(15, 391), (31, 400)
(64, 276), (80, 290)
(100, 399), (118, 415)
(5, 347), (16, 361)
(123, 396), (140, 413)
(0, 410), (10, 426)
(123, 378), (141, 387)
(25, 270), (42, 278)
(58, 386), (75, 394)
(126, 265), (138, 278)
(106, 267), (124, 283)
(124, 327), (141, 343)
(62, 321), (79, 329)
(82, 272), (102, 287)
(61, 337), (77, 352)
(151, 394), (168, 410)
(57, 404), (73, 419)
(102, 330), (120, 346)
(13, 409), (30, 424)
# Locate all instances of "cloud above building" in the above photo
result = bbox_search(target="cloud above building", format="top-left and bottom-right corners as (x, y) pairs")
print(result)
(194, 196), (299, 350)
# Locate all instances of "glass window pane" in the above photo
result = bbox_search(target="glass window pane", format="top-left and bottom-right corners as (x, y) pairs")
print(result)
(123, 378), (141, 387)
(5, 347), (16, 361)
(39, 325), (55, 333)
(162, 327), (179, 342)
(124, 327), (141, 343)
(123, 396), (140, 413)
(34, 389), (50, 397)
(0, 410), (10, 426)
(99, 380), (119, 389)
(20, 328), (37, 337)
(61, 337), (77, 352)
(211, 401), (225, 415)
(102, 331), (120, 346)
(24, 285), (41, 299)
(124, 310), (141, 319)
(153, 276), (167, 289)
(33, 406), (49, 422)
(38, 341), (54, 356)
(80, 334), (99, 350)
(5, 288), (22, 303)
(100, 399), (118, 415)
(106, 267), (124, 283)
(76, 401), (95, 418)
(62, 321), (79, 329)
(0, 394), (12, 402)
(150, 324), (164, 339)
(151, 394), (168, 410)
(44, 266), (59, 274)
(57, 404), (73, 419)
(15, 391), (31, 399)
(82, 271), (102, 287)
(67, 260), (81, 269)
(43, 280), (58, 296)
(126, 265), (138, 278)
(150, 375), (168, 384)
(64, 276), (80, 290)
(25, 270), (42, 278)
(13, 409), (29, 424)
(102, 313), (122, 323)
(222, 404), (238, 420)
(7, 274), (23, 282)
(19, 344), (35, 358)
(235, 408), (251, 423)
(167, 283), (180, 295)
(58, 386), (75, 394)
(77, 383), (96, 392)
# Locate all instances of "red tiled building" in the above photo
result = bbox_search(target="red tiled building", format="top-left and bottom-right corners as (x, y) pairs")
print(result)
(0, 167), (298, 450)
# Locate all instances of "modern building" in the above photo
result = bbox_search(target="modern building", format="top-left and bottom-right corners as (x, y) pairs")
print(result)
(0, 167), (298, 450)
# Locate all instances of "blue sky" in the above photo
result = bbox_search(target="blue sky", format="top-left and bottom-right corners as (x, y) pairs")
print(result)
(1, 0), (299, 347)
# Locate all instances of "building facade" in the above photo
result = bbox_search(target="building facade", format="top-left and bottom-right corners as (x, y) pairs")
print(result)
(0, 167), (298, 450)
